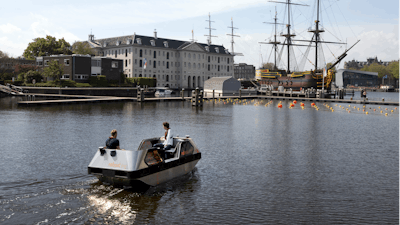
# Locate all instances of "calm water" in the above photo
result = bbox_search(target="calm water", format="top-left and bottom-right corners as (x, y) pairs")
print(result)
(0, 92), (398, 224)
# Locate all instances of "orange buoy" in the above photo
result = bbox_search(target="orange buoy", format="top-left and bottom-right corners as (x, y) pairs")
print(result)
(300, 102), (305, 107)
(293, 100), (297, 104)
(373, 109), (376, 111)
(278, 104), (283, 108)
(311, 103), (315, 106)
(290, 103), (295, 107)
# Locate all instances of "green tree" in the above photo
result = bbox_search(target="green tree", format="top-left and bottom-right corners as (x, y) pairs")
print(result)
(0, 50), (14, 78)
(72, 41), (96, 55)
(262, 62), (275, 70)
(361, 63), (390, 78)
(43, 60), (63, 81)
(23, 35), (72, 60)
(388, 61), (399, 79)
(24, 70), (43, 83)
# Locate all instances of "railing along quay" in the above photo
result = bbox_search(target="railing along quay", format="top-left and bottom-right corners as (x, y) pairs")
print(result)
(13, 87), (399, 106)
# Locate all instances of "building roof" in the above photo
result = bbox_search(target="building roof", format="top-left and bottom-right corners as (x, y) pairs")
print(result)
(88, 34), (232, 55)
(337, 69), (378, 76)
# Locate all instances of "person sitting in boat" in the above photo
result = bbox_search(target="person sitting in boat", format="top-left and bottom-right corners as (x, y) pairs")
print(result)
(153, 122), (173, 151)
(105, 129), (120, 149)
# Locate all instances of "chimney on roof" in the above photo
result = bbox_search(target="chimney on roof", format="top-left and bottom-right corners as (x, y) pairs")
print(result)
(154, 29), (157, 39)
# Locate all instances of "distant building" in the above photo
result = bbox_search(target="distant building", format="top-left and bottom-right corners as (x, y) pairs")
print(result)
(234, 63), (255, 80)
(335, 69), (379, 88)
(36, 55), (123, 82)
(203, 76), (240, 96)
(0, 57), (35, 75)
(85, 31), (234, 89)
(344, 57), (391, 70)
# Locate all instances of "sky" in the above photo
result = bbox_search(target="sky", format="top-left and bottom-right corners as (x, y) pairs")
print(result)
(0, 0), (398, 70)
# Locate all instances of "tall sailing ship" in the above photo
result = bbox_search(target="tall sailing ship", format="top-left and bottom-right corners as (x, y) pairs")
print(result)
(256, 0), (359, 91)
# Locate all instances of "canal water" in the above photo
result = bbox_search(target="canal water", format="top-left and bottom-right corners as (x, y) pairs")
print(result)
(0, 92), (398, 224)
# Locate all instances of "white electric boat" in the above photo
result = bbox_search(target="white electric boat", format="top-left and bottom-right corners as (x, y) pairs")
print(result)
(154, 87), (172, 97)
(88, 136), (201, 187)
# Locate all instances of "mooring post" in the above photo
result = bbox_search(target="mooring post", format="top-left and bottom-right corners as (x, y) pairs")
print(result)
(181, 88), (185, 101)
(199, 89), (204, 107)
(137, 88), (144, 102)
(191, 89), (197, 106)
(239, 89), (242, 99)
(212, 89), (215, 100)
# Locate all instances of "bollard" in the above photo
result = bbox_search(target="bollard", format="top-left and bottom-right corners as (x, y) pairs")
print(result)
(239, 89), (242, 99)
(191, 90), (197, 106)
(137, 88), (144, 102)
(181, 88), (185, 101)
(212, 89), (215, 100)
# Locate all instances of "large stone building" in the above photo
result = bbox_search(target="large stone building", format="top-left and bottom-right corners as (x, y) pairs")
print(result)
(344, 57), (391, 70)
(86, 31), (234, 89)
(233, 63), (255, 80)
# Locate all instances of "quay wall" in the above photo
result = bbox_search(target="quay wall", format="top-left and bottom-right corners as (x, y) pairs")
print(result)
(21, 87), (138, 97)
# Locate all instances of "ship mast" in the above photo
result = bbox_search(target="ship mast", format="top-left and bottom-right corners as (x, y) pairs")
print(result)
(268, 0), (309, 74)
(308, 0), (325, 71)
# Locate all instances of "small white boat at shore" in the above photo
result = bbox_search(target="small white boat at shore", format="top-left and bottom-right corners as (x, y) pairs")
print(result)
(154, 87), (172, 97)
(88, 136), (201, 187)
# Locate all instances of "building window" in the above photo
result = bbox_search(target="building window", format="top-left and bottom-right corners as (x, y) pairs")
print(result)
(115, 51), (117, 58)
(166, 52), (169, 59)
(139, 60), (142, 68)
(166, 62), (169, 69)
(64, 59), (70, 66)
(61, 74), (70, 80)
(135, 59), (137, 64)
(218, 57), (220, 63)
(208, 64), (210, 71)
(215, 47), (219, 53)
(125, 49), (128, 57)
(125, 60), (127, 67)
(164, 41), (168, 48)
(227, 58), (230, 64)
(112, 61), (118, 68)
(153, 61), (156, 68)
(137, 38), (142, 44)
(218, 65), (220, 71)
(44, 60), (49, 66)
(150, 40), (155, 46)
(154, 51), (156, 58)
(140, 49), (143, 57)
(208, 56), (210, 62)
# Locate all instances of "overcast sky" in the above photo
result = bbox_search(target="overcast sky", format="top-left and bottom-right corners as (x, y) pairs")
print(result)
(0, 0), (398, 70)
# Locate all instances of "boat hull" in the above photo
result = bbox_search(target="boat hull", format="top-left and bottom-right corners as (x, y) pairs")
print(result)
(89, 153), (201, 187)
(259, 74), (319, 91)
